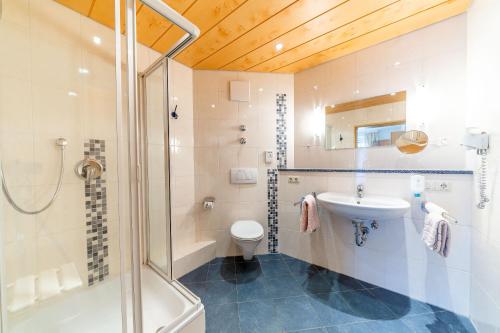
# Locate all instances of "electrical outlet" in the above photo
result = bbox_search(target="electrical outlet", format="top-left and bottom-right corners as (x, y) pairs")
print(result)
(288, 176), (300, 184)
(425, 180), (452, 192)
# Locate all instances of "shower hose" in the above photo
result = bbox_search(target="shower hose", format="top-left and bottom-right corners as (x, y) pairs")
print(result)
(0, 138), (66, 215)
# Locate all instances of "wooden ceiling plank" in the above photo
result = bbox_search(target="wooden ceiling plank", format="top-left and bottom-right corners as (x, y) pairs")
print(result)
(136, 0), (196, 47)
(152, 0), (246, 54)
(249, 0), (451, 73)
(194, 0), (348, 69)
(173, 0), (297, 67)
(274, 0), (470, 73)
(222, 0), (397, 71)
(326, 91), (406, 114)
(55, 0), (95, 16)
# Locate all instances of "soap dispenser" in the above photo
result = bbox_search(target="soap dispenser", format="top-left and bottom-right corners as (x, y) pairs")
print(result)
(410, 175), (426, 218)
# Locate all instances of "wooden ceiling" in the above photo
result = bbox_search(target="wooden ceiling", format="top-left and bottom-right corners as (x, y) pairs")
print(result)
(56, 0), (470, 73)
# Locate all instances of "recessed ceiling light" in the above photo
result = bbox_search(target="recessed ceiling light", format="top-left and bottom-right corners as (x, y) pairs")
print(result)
(394, 61), (401, 67)
(78, 67), (89, 74)
(313, 85), (318, 91)
(210, 104), (215, 108)
(92, 36), (102, 45)
(275, 42), (284, 51)
(68, 91), (78, 97)
(258, 88), (264, 92)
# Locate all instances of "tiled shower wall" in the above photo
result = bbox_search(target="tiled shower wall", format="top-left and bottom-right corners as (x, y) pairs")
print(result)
(0, 0), (159, 286)
(193, 70), (293, 257)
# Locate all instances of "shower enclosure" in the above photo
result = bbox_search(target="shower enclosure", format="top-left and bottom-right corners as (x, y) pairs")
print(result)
(0, 0), (202, 332)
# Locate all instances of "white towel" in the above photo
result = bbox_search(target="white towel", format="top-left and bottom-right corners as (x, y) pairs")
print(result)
(422, 212), (451, 257)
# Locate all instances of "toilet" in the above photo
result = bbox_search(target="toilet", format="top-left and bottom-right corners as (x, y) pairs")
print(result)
(230, 220), (264, 260)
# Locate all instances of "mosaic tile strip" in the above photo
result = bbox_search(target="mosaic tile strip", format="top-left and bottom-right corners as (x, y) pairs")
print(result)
(267, 169), (279, 253)
(84, 139), (109, 286)
(276, 94), (287, 169)
(278, 168), (473, 175)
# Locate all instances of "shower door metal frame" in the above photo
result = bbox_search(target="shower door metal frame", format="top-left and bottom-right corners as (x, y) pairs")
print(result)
(138, 58), (174, 282)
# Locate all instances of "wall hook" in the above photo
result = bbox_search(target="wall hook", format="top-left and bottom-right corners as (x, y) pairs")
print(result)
(171, 105), (179, 119)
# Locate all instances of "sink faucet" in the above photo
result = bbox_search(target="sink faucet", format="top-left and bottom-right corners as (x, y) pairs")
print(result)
(356, 184), (365, 198)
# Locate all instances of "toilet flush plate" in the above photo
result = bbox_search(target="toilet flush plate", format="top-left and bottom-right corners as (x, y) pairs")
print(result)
(230, 168), (257, 184)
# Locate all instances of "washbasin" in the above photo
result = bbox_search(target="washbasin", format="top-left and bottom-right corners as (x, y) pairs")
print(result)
(317, 192), (410, 221)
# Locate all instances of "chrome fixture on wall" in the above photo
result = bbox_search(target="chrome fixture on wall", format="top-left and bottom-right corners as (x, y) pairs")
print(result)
(0, 138), (67, 215)
(356, 184), (364, 199)
(75, 158), (104, 181)
(463, 129), (490, 209)
(240, 137), (247, 144)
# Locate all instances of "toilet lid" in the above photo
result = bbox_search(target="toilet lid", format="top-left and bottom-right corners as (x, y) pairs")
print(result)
(231, 220), (264, 240)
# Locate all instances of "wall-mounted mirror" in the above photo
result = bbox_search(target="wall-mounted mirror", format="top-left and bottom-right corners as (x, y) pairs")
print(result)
(325, 91), (406, 150)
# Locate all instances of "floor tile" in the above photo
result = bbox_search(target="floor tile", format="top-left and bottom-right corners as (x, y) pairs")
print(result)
(239, 296), (322, 333)
(236, 275), (270, 302)
(207, 263), (236, 281)
(184, 279), (237, 306)
(275, 296), (324, 332)
(307, 292), (365, 326)
(340, 289), (397, 320)
(260, 260), (292, 279)
(403, 311), (477, 332)
(285, 258), (319, 277)
(289, 328), (327, 333)
(319, 271), (365, 292)
(367, 287), (434, 317)
(178, 264), (209, 283)
(235, 261), (263, 282)
(239, 299), (284, 333)
(280, 253), (297, 261)
(256, 253), (283, 262)
(180, 255), (477, 333)
(295, 271), (335, 294)
(325, 319), (412, 333)
(265, 275), (305, 299)
(209, 256), (236, 265)
(205, 302), (240, 333)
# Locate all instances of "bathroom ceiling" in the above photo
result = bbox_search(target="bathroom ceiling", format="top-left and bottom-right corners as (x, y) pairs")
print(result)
(56, 0), (470, 73)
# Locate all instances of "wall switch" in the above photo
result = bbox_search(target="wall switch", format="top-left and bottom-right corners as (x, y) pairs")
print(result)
(264, 151), (273, 164)
(425, 180), (452, 192)
(288, 176), (300, 184)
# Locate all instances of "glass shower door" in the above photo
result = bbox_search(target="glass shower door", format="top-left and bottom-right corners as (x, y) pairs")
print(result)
(140, 59), (172, 280)
(0, 0), (134, 331)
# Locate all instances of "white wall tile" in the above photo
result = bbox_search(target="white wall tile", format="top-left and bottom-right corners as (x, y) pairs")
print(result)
(294, 15), (468, 170)
(194, 70), (294, 256)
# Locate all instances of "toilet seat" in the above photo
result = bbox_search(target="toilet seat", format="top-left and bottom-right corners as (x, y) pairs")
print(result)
(231, 220), (264, 241)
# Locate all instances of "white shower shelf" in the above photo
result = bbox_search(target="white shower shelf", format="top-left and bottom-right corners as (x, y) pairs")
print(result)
(7, 263), (82, 313)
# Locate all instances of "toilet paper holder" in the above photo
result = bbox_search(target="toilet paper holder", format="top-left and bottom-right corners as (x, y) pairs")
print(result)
(203, 197), (215, 209)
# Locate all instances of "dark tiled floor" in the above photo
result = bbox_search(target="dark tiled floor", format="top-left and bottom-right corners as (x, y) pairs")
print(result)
(179, 254), (476, 333)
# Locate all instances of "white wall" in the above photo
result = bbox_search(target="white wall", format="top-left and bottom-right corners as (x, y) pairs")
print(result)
(279, 171), (473, 316)
(294, 15), (468, 170)
(467, 0), (500, 331)
(193, 70), (293, 257)
(281, 13), (475, 317)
